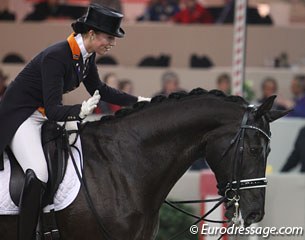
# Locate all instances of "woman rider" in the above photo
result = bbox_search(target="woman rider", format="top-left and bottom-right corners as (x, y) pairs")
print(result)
(0, 4), (150, 240)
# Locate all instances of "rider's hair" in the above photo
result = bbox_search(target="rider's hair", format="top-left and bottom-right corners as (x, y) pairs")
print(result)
(71, 21), (102, 35)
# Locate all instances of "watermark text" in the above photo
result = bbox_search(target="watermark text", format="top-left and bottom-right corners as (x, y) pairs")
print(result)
(189, 224), (304, 238)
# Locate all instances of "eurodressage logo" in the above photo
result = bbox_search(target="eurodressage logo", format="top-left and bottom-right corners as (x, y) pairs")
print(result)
(189, 224), (304, 238)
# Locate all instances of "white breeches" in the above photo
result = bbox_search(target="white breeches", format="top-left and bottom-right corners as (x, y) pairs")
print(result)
(10, 111), (49, 183)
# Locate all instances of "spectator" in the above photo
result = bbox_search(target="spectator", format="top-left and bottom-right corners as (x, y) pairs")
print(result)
(119, 79), (134, 95)
(215, 0), (272, 25)
(0, 69), (8, 100)
(104, 72), (118, 89)
(172, 0), (213, 24)
(138, 0), (179, 22)
(96, 73), (121, 114)
(288, 75), (305, 118)
(256, 77), (288, 110)
(153, 71), (185, 97)
(24, 0), (72, 21)
(216, 73), (231, 95)
(281, 127), (305, 173)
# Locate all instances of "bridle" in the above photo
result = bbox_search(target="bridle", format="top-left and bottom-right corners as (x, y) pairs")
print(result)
(166, 105), (271, 239)
(67, 106), (271, 240)
(219, 105), (270, 193)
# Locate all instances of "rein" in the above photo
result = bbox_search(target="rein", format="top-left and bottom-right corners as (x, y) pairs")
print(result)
(165, 106), (271, 240)
(64, 128), (117, 240)
(64, 105), (270, 240)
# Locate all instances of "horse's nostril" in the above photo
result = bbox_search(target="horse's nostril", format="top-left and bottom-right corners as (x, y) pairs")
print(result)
(249, 212), (260, 221)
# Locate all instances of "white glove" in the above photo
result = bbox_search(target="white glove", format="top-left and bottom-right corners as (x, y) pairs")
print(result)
(138, 96), (151, 102)
(79, 90), (101, 119)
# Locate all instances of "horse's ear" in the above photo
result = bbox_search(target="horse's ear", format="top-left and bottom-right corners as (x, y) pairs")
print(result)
(255, 95), (276, 119)
(265, 109), (292, 122)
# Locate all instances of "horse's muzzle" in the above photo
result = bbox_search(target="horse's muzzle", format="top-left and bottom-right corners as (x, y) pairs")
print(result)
(224, 202), (264, 227)
(244, 210), (264, 227)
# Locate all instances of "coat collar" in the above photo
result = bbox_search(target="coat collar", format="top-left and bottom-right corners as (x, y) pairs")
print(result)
(74, 33), (93, 63)
(67, 33), (83, 84)
(67, 33), (81, 61)
(66, 33), (96, 84)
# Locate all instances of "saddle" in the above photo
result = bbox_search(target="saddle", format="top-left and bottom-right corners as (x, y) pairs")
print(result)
(0, 121), (81, 239)
(6, 121), (71, 207)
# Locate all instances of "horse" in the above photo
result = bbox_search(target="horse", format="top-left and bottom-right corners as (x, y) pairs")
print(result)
(0, 89), (288, 240)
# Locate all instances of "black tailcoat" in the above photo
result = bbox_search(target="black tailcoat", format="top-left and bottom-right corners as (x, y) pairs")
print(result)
(0, 35), (137, 155)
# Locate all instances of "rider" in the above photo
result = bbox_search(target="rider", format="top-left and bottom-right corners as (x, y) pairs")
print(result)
(0, 4), (150, 240)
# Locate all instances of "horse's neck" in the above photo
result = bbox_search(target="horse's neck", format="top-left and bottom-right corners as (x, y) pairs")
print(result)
(119, 97), (243, 209)
(82, 96), (244, 212)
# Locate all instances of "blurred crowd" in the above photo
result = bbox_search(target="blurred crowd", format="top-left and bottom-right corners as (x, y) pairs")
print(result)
(1, 65), (304, 114)
(1, 67), (304, 172)
(137, 0), (272, 24)
(3, 67), (303, 117)
(0, 0), (272, 24)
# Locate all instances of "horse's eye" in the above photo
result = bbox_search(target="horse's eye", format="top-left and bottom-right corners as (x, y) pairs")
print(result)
(249, 147), (260, 156)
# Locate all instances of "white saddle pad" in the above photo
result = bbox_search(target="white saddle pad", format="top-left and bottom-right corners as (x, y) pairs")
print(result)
(0, 137), (83, 215)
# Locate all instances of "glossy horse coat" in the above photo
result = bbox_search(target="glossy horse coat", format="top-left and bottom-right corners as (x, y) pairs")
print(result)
(0, 89), (288, 240)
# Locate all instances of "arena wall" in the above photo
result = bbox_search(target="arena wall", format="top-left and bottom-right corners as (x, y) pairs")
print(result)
(1, 23), (305, 68)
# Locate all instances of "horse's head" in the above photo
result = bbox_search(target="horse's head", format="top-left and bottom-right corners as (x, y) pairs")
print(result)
(205, 96), (289, 227)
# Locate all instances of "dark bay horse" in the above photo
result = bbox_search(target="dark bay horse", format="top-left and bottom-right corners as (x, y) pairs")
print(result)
(0, 89), (288, 240)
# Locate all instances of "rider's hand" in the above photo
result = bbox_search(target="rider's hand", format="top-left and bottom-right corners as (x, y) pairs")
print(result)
(79, 90), (101, 119)
(138, 96), (151, 102)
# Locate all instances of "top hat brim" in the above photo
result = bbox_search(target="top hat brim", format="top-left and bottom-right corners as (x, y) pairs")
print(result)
(74, 19), (125, 38)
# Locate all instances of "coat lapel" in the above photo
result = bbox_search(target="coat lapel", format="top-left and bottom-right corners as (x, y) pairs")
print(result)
(83, 53), (96, 79)
(73, 58), (84, 84)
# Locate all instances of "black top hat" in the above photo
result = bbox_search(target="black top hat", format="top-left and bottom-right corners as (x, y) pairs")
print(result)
(72, 4), (125, 38)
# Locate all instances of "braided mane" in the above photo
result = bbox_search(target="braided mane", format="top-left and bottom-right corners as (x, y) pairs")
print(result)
(99, 88), (248, 122)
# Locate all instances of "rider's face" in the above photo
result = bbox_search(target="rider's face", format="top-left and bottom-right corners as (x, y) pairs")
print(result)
(87, 31), (116, 55)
